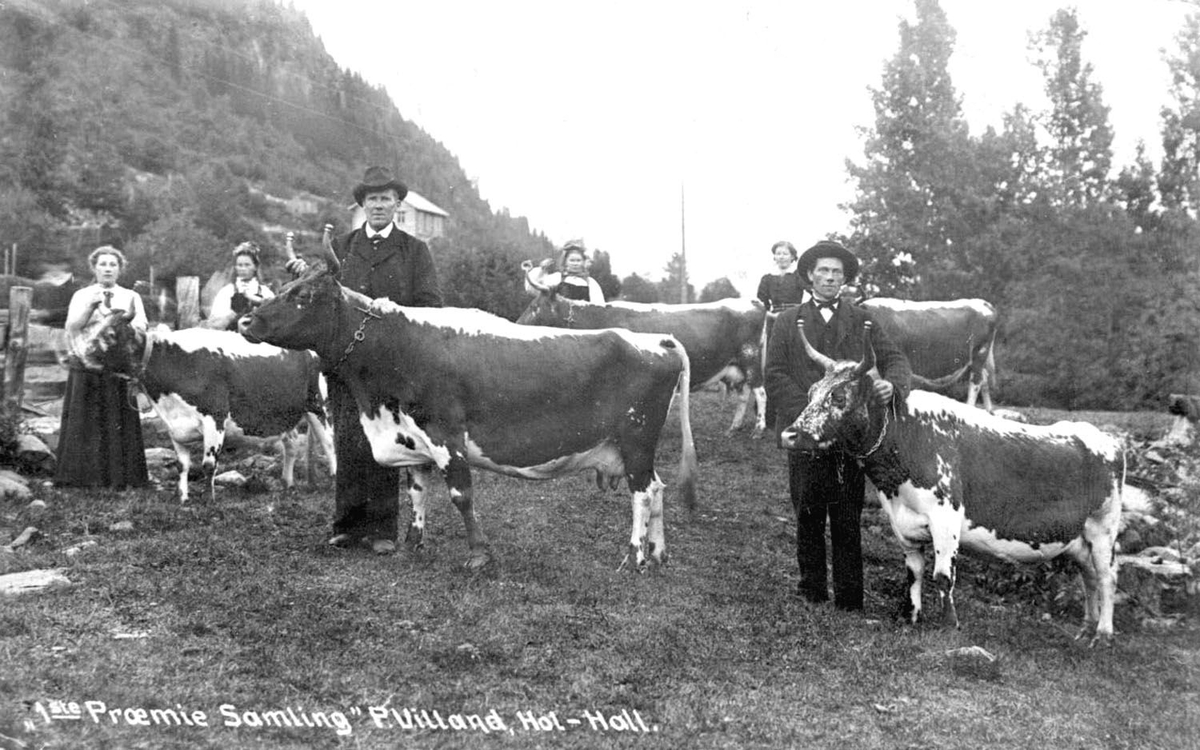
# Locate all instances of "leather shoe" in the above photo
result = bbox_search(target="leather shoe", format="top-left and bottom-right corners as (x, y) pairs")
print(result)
(371, 539), (397, 555)
(327, 533), (356, 548)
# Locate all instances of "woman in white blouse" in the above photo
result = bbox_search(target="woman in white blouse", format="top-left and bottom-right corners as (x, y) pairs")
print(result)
(55, 246), (148, 488)
(208, 242), (275, 330)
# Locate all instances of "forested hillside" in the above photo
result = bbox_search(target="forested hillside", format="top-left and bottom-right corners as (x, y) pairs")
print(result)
(0, 0), (552, 319)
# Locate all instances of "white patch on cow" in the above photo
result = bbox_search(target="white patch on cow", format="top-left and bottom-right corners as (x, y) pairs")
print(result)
(360, 406), (452, 470)
(959, 521), (1072, 563)
(149, 394), (225, 502)
(151, 394), (207, 444)
(864, 297), (995, 319)
(878, 481), (939, 548)
(907, 391), (1121, 459)
(465, 437), (625, 481)
(158, 327), (289, 359)
(388, 306), (678, 359)
(604, 298), (759, 314)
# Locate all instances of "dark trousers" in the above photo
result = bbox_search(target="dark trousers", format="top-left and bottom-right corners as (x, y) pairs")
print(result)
(329, 375), (401, 541)
(788, 450), (865, 610)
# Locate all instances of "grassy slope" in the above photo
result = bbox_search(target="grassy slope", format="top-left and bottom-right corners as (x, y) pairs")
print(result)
(0, 391), (1196, 749)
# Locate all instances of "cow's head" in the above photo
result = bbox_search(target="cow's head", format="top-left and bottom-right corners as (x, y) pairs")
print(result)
(516, 259), (572, 326)
(79, 310), (147, 375)
(241, 234), (344, 358)
(781, 321), (878, 452)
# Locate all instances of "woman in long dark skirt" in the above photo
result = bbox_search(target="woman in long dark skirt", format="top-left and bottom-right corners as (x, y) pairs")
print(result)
(54, 246), (148, 489)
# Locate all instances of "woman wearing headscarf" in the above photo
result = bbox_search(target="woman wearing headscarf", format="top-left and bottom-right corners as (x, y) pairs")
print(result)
(208, 242), (275, 331)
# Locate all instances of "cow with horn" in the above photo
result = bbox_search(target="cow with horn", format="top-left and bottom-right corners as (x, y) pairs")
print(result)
(248, 224), (698, 571)
(780, 315), (1125, 642)
(519, 258), (767, 437)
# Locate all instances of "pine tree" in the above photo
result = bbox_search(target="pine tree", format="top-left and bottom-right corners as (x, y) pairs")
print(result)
(843, 0), (975, 298)
(1029, 8), (1115, 208)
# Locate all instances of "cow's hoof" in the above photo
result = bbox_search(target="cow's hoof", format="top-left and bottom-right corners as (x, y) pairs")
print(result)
(751, 429), (765, 440)
(404, 525), (425, 549)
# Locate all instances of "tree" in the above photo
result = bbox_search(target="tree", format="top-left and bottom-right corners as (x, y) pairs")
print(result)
(842, 0), (977, 299)
(699, 277), (740, 302)
(123, 211), (224, 289)
(1029, 8), (1115, 208)
(657, 252), (695, 303)
(619, 273), (659, 303)
(589, 249), (621, 300)
(1158, 13), (1200, 216)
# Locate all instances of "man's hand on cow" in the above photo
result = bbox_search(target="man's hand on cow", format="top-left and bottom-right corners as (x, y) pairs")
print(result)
(369, 297), (403, 316)
(284, 258), (309, 276)
(872, 379), (894, 405)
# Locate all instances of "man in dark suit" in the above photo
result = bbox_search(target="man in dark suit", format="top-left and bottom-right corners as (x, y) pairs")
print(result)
(289, 166), (443, 554)
(764, 240), (911, 611)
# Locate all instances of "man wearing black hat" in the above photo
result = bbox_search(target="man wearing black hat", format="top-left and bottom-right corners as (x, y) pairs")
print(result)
(764, 240), (910, 611)
(288, 166), (443, 555)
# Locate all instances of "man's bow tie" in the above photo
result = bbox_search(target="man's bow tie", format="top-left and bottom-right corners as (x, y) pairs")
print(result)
(813, 298), (838, 311)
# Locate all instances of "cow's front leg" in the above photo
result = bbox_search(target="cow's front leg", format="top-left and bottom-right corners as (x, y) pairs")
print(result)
(405, 464), (434, 550)
(279, 429), (299, 489)
(445, 457), (490, 569)
(171, 438), (192, 504)
(930, 504), (963, 629)
(751, 385), (767, 439)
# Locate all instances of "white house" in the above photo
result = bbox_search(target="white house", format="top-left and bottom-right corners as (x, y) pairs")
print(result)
(349, 189), (448, 242)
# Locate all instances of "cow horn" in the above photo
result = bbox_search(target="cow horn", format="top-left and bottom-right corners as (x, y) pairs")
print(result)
(854, 320), (877, 376)
(523, 259), (553, 293)
(321, 223), (340, 275)
(796, 319), (836, 372)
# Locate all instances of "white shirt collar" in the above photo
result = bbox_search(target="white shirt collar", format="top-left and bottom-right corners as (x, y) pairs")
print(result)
(364, 222), (395, 239)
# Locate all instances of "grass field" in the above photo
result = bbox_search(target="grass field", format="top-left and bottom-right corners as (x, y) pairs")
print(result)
(1, 390), (1197, 749)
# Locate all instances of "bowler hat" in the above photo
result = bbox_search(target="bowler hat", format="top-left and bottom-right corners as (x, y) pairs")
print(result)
(797, 240), (859, 284)
(352, 166), (409, 206)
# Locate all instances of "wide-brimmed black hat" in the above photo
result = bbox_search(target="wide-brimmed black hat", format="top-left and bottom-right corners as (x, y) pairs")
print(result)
(352, 166), (409, 206)
(797, 240), (859, 284)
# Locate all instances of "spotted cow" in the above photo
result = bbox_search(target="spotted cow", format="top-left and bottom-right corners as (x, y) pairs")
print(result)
(782, 321), (1124, 642)
(242, 254), (698, 571)
(81, 314), (336, 502)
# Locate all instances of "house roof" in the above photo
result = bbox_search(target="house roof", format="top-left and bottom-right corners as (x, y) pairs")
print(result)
(403, 190), (448, 217)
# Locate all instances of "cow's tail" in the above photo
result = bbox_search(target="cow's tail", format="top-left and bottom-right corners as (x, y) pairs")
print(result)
(674, 341), (698, 512)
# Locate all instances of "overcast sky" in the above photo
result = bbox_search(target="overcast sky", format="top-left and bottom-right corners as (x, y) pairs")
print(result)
(285, 0), (1193, 293)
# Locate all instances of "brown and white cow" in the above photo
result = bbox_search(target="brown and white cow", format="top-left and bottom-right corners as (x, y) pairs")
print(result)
(782, 321), (1124, 642)
(81, 314), (336, 502)
(861, 298), (999, 412)
(242, 262), (699, 571)
(520, 264), (766, 437)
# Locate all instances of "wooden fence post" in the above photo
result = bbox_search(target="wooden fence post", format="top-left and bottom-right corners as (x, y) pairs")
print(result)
(176, 276), (200, 329)
(4, 286), (32, 414)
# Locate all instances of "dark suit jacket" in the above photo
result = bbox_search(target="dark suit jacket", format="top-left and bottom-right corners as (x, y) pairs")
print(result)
(764, 299), (911, 440)
(331, 225), (443, 307)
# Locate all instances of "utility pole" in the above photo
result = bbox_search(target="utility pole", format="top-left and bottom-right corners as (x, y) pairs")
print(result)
(679, 183), (688, 304)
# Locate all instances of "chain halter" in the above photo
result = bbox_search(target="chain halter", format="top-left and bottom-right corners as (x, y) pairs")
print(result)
(328, 305), (382, 373)
(851, 396), (893, 459)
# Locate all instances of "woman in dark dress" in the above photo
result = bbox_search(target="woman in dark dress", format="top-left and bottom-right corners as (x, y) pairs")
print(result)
(756, 240), (806, 312)
(756, 240), (807, 430)
(55, 246), (149, 489)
